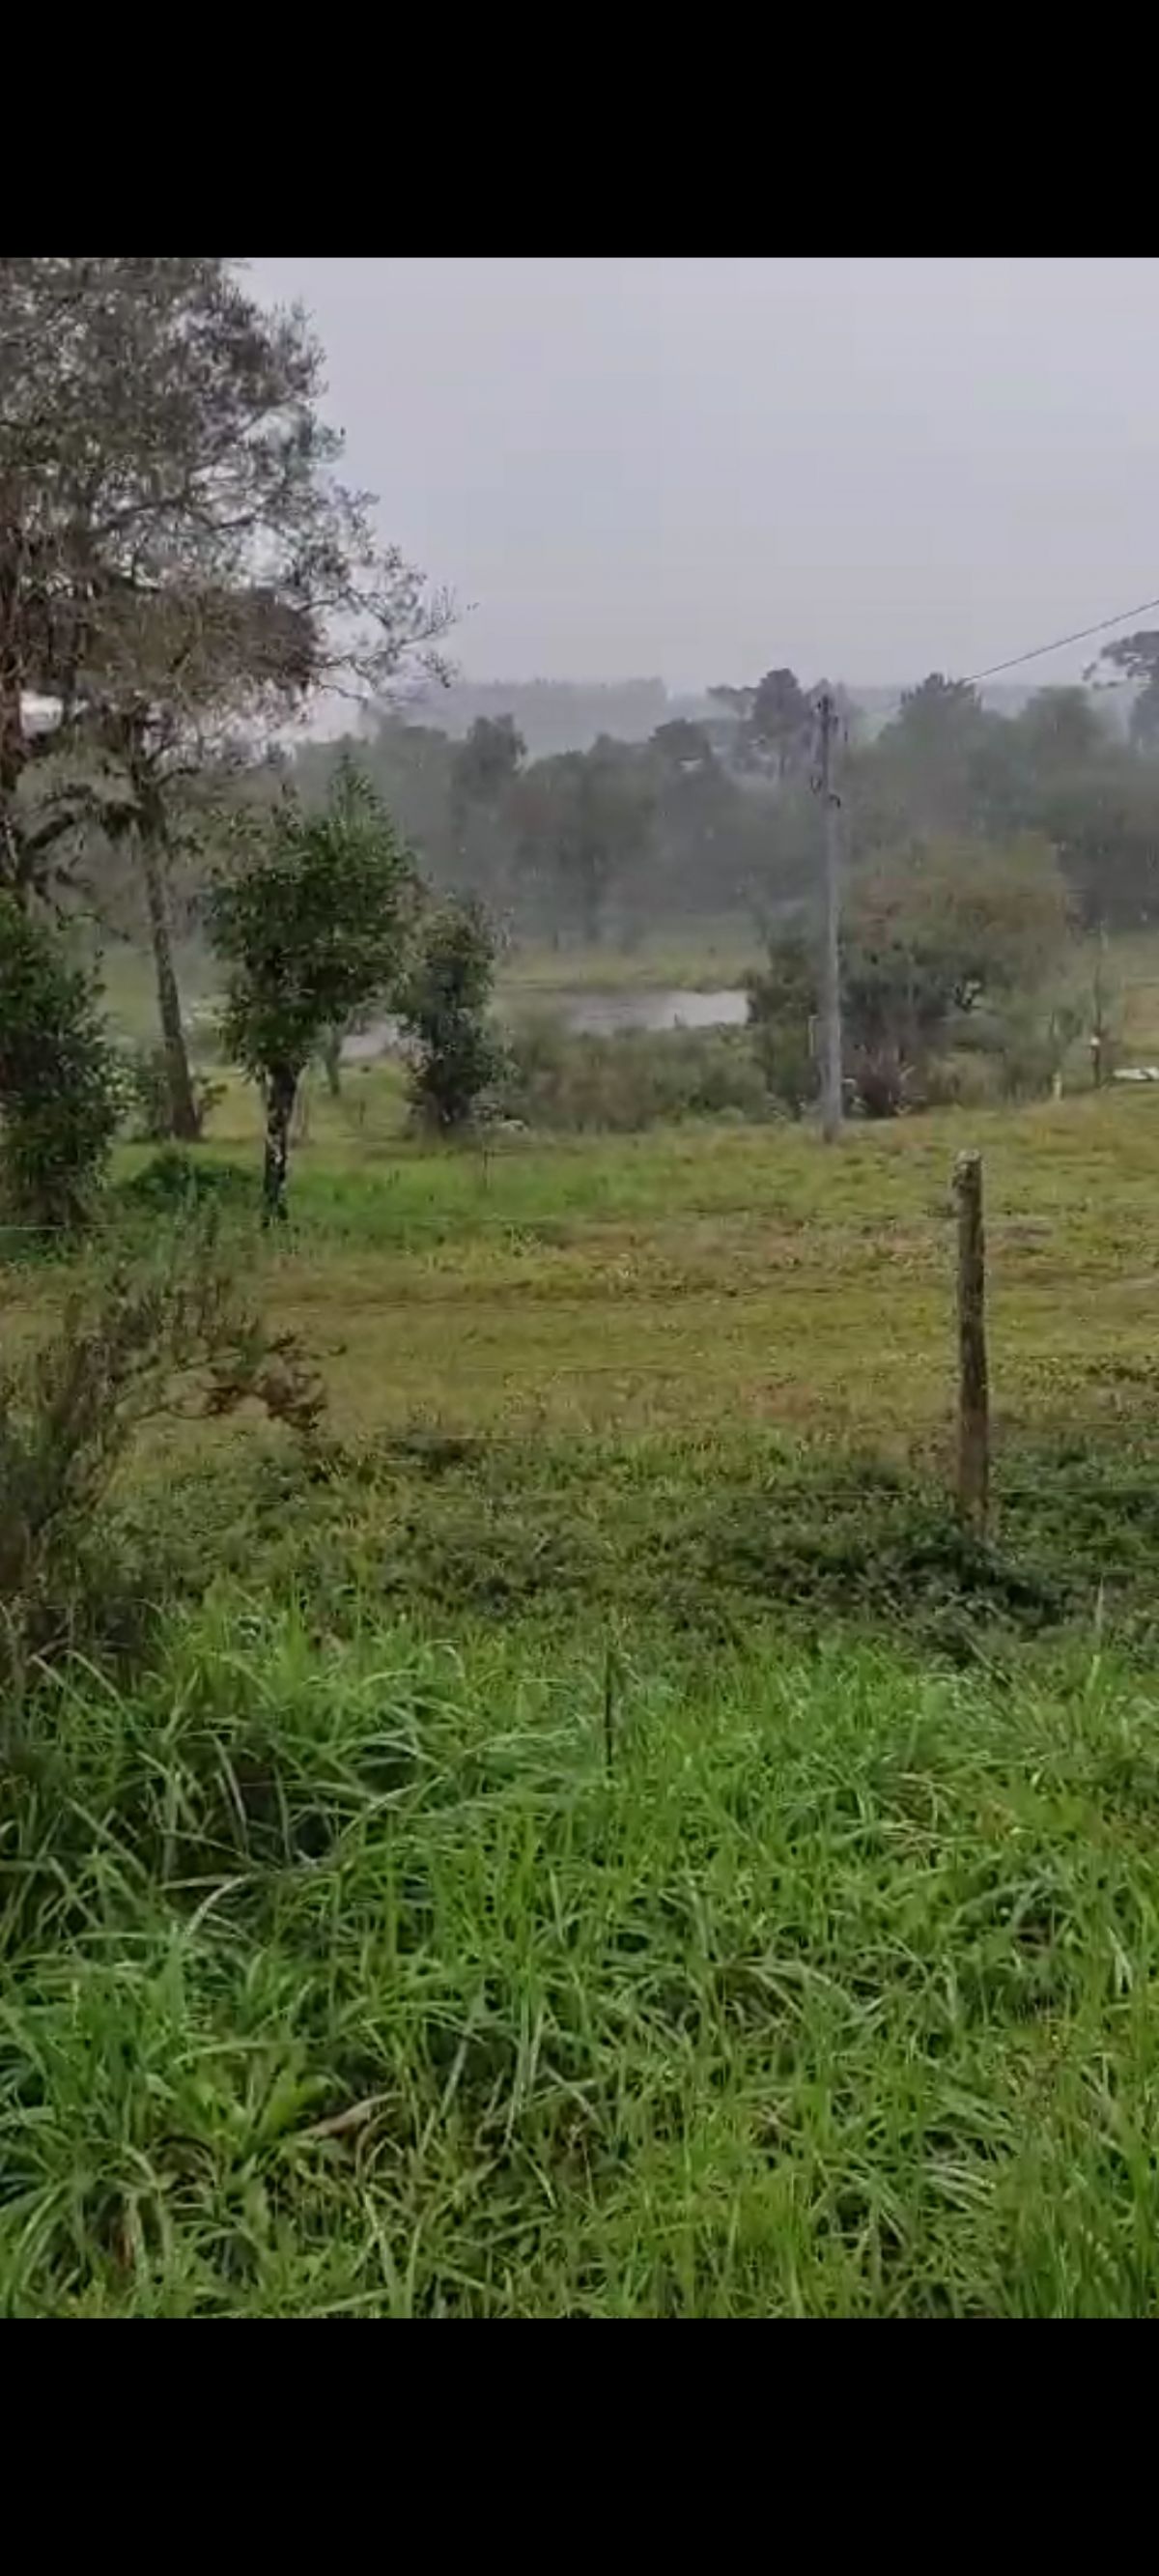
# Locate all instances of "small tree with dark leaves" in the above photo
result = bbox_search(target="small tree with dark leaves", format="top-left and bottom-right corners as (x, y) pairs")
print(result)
(398, 896), (503, 1132)
(208, 759), (415, 1221)
(0, 898), (120, 1234)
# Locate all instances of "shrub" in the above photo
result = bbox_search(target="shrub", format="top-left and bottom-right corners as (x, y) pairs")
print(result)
(397, 895), (505, 1132)
(745, 929), (818, 1115)
(0, 1217), (325, 1711)
(0, 899), (120, 1234)
(113, 1149), (256, 1218)
(502, 1018), (770, 1132)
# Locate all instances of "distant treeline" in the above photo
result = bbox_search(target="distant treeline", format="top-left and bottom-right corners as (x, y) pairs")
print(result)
(293, 655), (1159, 945)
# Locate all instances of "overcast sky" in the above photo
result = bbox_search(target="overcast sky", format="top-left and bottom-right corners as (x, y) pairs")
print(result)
(251, 258), (1159, 693)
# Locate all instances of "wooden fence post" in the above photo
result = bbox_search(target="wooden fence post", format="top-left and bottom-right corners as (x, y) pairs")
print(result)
(953, 1149), (990, 1538)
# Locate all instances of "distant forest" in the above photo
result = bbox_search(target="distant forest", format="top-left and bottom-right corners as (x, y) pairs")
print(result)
(289, 648), (1159, 949)
(400, 673), (1071, 758)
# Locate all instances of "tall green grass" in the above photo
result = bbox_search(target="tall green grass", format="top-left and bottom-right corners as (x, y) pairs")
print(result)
(5, 1603), (1159, 2315)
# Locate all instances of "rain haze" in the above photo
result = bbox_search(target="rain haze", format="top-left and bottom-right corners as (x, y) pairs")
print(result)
(14, 259), (1159, 2322)
(252, 256), (1159, 692)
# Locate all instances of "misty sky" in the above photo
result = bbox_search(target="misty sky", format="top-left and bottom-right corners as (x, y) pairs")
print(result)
(251, 258), (1159, 693)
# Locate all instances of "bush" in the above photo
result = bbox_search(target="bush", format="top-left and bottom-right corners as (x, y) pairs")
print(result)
(0, 900), (120, 1235)
(746, 930), (818, 1116)
(502, 1017), (771, 1132)
(113, 1149), (256, 1218)
(0, 1219), (325, 1711)
(398, 896), (505, 1133)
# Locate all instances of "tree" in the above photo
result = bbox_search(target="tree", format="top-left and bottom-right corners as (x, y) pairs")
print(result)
(864, 674), (1017, 845)
(207, 759), (415, 1221)
(452, 714), (526, 806)
(1032, 758), (1159, 927)
(747, 835), (1071, 1118)
(746, 928), (818, 1114)
(398, 896), (504, 1132)
(1094, 632), (1159, 752)
(449, 714), (526, 909)
(650, 718), (716, 774)
(0, 898), (119, 1232)
(890, 673), (986, 757)
(749, 667), (812, 777)
(843, 836), (1070, 1109)
(515, 735), (656, 944)
(0, 257), (450, 1131)
(1012, 686), (1107, 771)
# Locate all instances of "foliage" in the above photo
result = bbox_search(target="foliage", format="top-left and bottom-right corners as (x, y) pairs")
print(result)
(746, 929), (818, 1114)
(0, 1219), (324, 1704)
(748, 666), (813, 775)
(120, 1040), (223, 1145)
(113, 1150), (257, 1219)
(748, 838), (1072, 1117)
(0, 899), (120, 1232)
(502, 1017), (770, 1132)
(398, 897), (504, 1133)
(12, 1600), (1159, 2312)
(513, 735), (658, 942)
(0, 256), (450, 898)
(1095, 631), (1159, 752)
(843, 836), (1071, 1113)
(7, 1045), (1159, 2310)
(0, 256), (450, 1158)
(451, 714), (526, 806)
(207, 759), (415, 1217)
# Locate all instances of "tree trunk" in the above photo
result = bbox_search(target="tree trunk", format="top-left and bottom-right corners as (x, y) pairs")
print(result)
(322, 1028), (342, 1098)
(141, 829), (201, 1142)
(0, 632), (30, 906)
(262, 1065), (297, 1225)
(581, 860), (605, 947)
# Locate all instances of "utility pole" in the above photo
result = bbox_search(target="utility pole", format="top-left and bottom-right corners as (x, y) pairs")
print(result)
(813, 687), (843, 1141)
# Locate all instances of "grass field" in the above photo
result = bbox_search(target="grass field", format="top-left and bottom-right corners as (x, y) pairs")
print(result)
(10, 1000), (1159, 2312)
(102, 1071), (1159, 1459)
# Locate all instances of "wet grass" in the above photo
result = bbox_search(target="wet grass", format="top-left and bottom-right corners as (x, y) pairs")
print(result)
(11, 1055), (1159, 2313)
(89, 1083), (1159, 1456)
(6, 1609), (1159, 2315)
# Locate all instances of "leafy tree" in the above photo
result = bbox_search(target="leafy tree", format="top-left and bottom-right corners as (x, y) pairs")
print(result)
(297, 719), (458, 887)
(1095, 632), (1159, 751)
(0, 898), (119, 1232)
(650, 718), (716, 774)
(398, 896), (504, 1132)
(0, 257), (449, 1131)
(452, 714), (526, 806)
(1031, 758), (1159, 928)
(707, 671), (813, 779)
(747, 836), (1070, 1118)
(890, 674), (986, 755)
(749, 667), (812, 777)
(1012, 686), (1108, 771)
(207, 760), (415, 1222)
(449, 714), (526, 909)
(515, 735), (656, 944)
(746, 929), (818, 1113)
(844, 836), (1070, 1110)
(859, 674), (1026, 849)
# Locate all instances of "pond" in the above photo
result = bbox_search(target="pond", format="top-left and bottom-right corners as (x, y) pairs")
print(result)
(345, 987), (749, 1060)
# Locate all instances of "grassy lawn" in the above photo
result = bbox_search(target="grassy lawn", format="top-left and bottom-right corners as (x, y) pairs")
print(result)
(495, 921), (760, 995)
(95, 1073), (1159, 1457)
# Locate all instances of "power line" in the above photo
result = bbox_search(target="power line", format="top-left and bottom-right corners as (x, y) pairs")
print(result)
(962, 590), (1159, 688)
(859, 587), (1159, 738)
